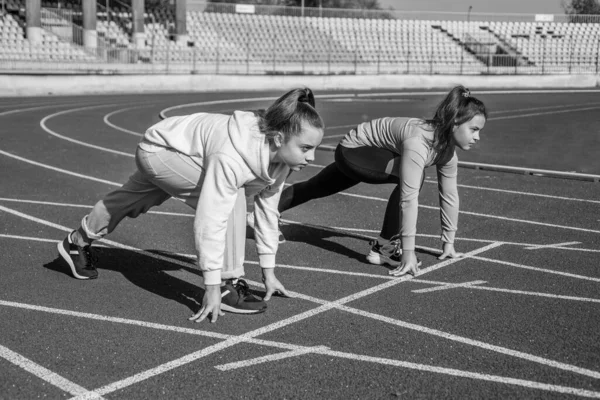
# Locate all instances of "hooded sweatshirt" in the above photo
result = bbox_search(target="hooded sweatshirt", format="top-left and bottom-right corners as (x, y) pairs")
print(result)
(340, 117), (458, 251)
(141, 111), (289, 285)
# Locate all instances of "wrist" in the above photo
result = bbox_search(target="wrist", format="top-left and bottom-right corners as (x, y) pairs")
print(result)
(262, 268), (276, 280)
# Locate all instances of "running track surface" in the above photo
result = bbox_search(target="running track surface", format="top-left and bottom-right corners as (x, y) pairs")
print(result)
(1, 89), (599, 399)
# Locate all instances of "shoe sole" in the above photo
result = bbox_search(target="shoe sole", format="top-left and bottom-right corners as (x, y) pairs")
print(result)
(367, 251), (422, 268)
(220, 303), (267, 314)
(56, 241), (96, 280)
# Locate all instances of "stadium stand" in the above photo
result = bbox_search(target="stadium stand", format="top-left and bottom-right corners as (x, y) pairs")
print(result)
(1, 1), (599, 74)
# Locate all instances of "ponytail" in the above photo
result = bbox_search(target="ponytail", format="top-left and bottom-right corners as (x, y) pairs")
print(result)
(426, 85), (487, 160)
(258, 88), (324, 143)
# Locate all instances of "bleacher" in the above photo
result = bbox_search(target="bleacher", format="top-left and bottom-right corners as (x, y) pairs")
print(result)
(1, 2), (599, 74)
(0, 13), (96, 62)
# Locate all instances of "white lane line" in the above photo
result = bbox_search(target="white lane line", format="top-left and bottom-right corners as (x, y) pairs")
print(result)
(472, 256), (600, 283)
(295, 189), (600, 235)
(0, 234), (59, 243)
(214, 346), (329, 371)
(489, 105), (600, 121)
(411, 280), (487, 293)
(0, 150), (121, 187)
(418, 204), (600, 235)
(103, 107), (146, 137)
(4, 228), (599, 394)
(0, 196), (590, 252)
(524, 241), (581, 250)
(460, 284), (600, 304)
(75, 245), (494, 398)
(0, 197), (194, 218)
(423, 180), (600, 205)
(0, 344), (97, 398)
(321, 348), (600, 399)
(40, 104), (136, 157)
(4, 301), (597, 400)
(334, 301), (600, 380)
(0, 101), (108, 117)
(281, 218), (600, 252)
(321, 102), (600, 140)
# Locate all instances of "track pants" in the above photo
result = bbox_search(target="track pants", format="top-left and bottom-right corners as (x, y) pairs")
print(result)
(79, 146), (246, 281)
(278, 143), (425, 240)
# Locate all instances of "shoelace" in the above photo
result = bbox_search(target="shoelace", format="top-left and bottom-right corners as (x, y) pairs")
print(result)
(374, 234), (402, 257)
(81, 245), (98, 269)
(234, 279), (251, 296)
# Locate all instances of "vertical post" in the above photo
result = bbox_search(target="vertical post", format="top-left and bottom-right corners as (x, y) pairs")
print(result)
(541, 35), (546, 74)
(150, 13), (156, 63)
(353, 24), (358, 75)
(407, 27), (410, 74)
(192, 46), (196, 74)
(272, 29), (276, 73)
(26, 0), (42, 44)
(302, 18), (305, 74)
(568, 35), (573, 74)
(429, 26), (433, 74)
(106, 0), (109, 27)
(82, 0), (97, 49)
(246, 23), (250, 75)
(174, 0), (188, 46)
(131, 0), (145, 49)
(376, 26), (381, 74)
(596, 39), (599, 74)
(216, 24), (220, 74)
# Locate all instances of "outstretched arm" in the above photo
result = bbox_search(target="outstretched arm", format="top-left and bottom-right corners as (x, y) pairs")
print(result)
(436, 152), (463, 260)
(389, 139), (427, 277)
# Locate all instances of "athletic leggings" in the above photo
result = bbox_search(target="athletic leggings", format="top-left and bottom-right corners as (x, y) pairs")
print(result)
(278, 144), (424, 240)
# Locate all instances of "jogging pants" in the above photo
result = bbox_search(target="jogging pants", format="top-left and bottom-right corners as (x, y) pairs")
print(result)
(80, 146), (246, 281)
(278, 143), (424, 240)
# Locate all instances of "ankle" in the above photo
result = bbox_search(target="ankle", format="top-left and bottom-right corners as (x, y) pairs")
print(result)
(376, 236), (390, 246)
(71, 230), (92, 247)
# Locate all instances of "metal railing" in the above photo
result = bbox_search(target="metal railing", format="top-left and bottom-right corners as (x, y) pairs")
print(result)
(2, 3), (600, 75)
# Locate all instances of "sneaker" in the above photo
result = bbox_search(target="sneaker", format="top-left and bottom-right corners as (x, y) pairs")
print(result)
(366, 235), (422, 268)
(220, 279), (267, 314)
(57, 231), (98, 279)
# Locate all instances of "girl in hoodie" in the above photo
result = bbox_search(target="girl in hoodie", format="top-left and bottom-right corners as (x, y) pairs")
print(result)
(278, 86), (486, 278)
(57, 88), (324, 323)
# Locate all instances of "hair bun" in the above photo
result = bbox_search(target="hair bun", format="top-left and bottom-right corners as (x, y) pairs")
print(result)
(462, 88), (471, 98)
(297, 88), (315, 107)
(298, 88), (311, 104)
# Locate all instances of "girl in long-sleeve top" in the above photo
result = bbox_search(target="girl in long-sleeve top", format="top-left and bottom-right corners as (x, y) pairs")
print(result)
(57, 88), (324, 323)
(278, 86), (487, 277)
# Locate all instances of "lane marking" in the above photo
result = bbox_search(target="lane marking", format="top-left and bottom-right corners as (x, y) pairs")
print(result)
(3, 150), (597, 237)
(423, 180), (600, 205)
(70, 245), (495, 398)
(0, 344), (97, 398)
(0, 150), (121, 187)
(0, 197), (194, 218)
(472, 256), (600, 283)
(40, 105), (135, 158)
(412, 280), (487, 293)
(490, 105), (600, 121)
(4, 227), (600, 392)
(103, 106), (148, 137)
(0, 101), (110, 117)
(525, 241), (581, 250)
(3, 301), (598, 399)
(214, 346), (329, 371)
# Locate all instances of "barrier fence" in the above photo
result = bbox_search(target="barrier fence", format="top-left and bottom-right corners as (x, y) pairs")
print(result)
(1, 2), (600, 75)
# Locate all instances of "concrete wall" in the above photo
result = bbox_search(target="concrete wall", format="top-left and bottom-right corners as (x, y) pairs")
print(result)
(0, 73), (598, 97)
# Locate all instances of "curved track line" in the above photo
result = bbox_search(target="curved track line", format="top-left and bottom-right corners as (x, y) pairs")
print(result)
(40, 104), (135, 157)
(103, 106), (149, 137)
(1, 150), (597, 235)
